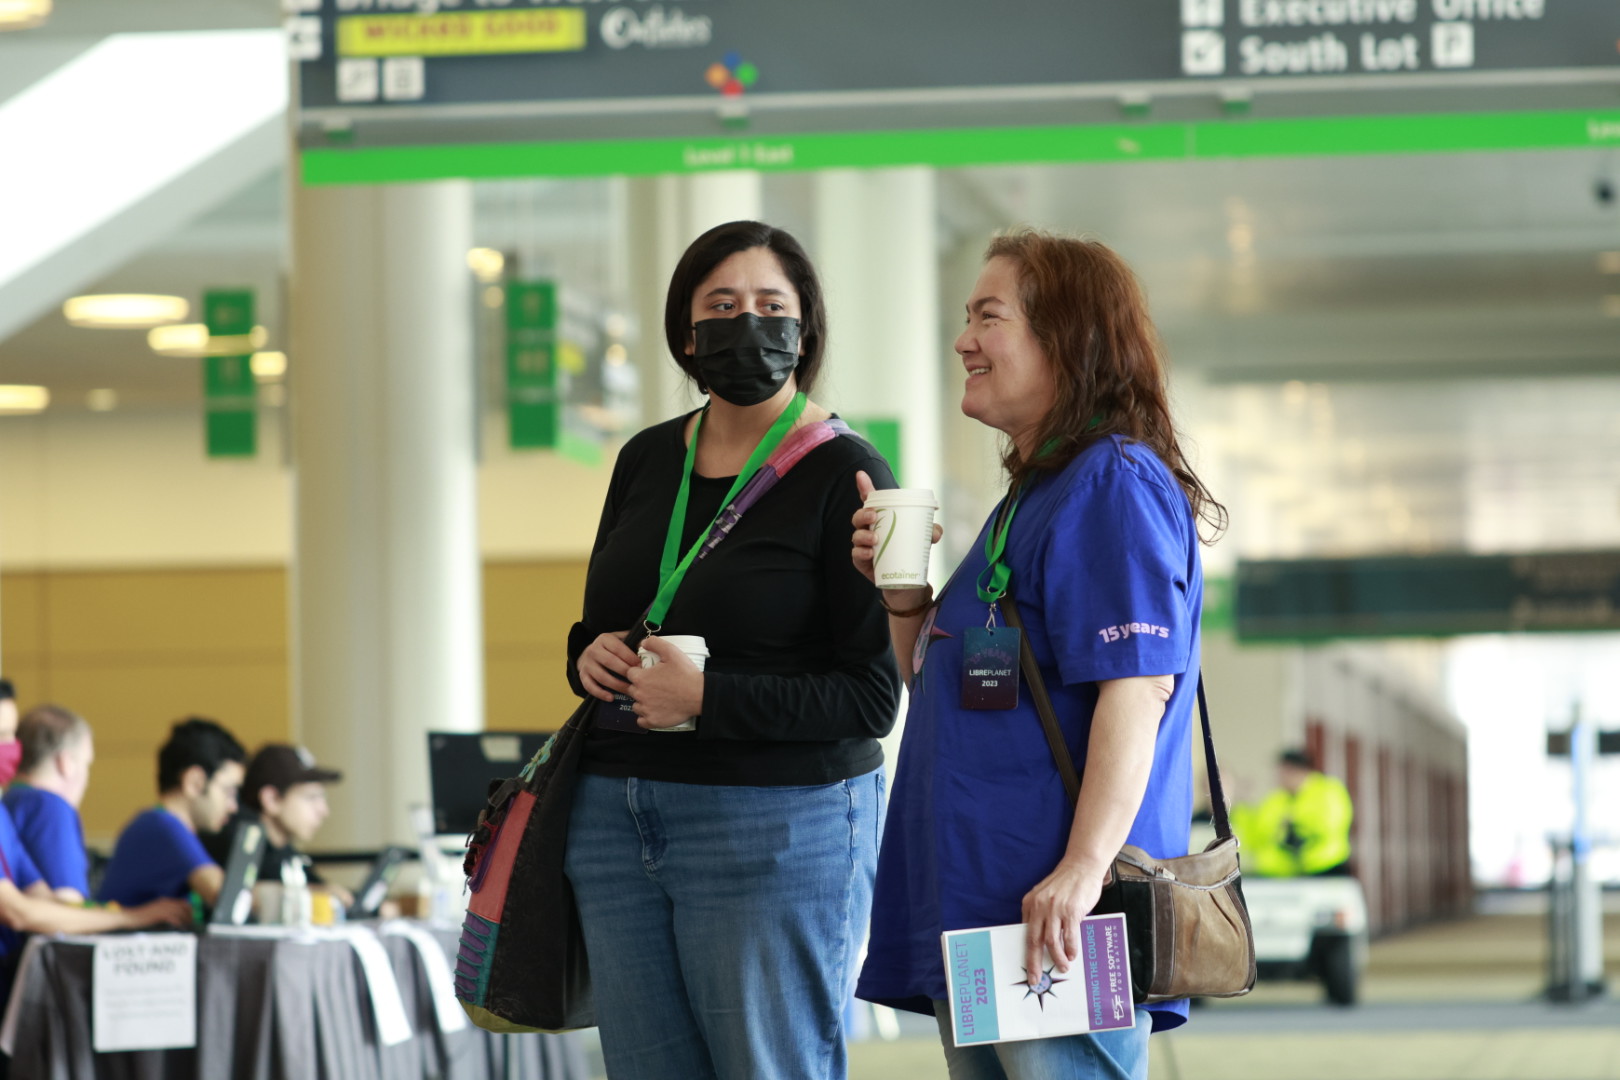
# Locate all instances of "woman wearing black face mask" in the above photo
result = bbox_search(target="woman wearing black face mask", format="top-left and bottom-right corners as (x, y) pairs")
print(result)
(563, 221), (902, 1080)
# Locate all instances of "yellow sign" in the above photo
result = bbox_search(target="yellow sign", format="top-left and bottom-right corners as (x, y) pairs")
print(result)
(338, 10), (587, 58)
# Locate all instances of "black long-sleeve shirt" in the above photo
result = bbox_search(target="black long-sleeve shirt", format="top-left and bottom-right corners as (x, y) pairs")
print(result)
(567, 412), (902, 786)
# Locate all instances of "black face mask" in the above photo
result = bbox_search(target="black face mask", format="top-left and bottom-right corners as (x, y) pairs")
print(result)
(692, 314), (800, 407)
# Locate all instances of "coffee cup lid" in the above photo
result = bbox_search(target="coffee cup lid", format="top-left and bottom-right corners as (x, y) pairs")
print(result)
(863, 487), (938, 511)
(646, 634), (709, 656)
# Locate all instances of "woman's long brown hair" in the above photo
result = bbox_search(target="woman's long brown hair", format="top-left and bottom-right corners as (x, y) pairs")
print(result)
(985, 229), (1226, 544)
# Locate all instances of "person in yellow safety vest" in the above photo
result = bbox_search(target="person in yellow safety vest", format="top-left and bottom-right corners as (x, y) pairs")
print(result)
(1231, 749), (1353, 877)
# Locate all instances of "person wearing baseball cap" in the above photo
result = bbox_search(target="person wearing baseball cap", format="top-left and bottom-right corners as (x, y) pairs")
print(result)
(201, 743), (351, 908)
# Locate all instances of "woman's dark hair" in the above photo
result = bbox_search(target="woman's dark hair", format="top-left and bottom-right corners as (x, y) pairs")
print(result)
(663, 220), (827, 397)
(157, 716), (246, 793)
(983, 229), (1227, 543)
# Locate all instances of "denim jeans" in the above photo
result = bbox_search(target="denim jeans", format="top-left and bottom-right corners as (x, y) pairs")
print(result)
(932, 1002), (1152, 1080)
(565, 770), (884, 1080)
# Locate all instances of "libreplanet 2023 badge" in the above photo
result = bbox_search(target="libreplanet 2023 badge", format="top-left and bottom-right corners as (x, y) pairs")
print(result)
(961, 626), (1020, 710)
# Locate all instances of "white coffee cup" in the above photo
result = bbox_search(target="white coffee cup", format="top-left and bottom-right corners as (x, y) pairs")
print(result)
(864, 488), (939, 590)
(638, 634), (708, 732)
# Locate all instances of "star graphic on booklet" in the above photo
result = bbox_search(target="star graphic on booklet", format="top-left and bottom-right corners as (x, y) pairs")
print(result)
(1014, 965), (1068, 1011)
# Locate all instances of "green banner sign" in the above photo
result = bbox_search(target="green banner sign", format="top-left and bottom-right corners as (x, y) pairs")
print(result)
(506, 280), (558, 449)
(303, 109), (1620, 186)
(842, 416), (903, 485)
(202, 289), (256, 458)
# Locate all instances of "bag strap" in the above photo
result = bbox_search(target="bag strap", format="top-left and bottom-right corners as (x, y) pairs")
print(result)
(620, 418), (855, 657)
(1000, 588), (1232, 841)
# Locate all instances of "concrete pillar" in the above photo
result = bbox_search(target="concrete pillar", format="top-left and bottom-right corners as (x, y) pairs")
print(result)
(288, 180), (483, 848)
(813, 168), (943, 772)
(812, 167), (942, 494)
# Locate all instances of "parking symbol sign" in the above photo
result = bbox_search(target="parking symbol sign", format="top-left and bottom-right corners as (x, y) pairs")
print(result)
(1182, 30), (1226, 76)
(1431, 22), (1475, 68)
(1182, 0), (1224, 27)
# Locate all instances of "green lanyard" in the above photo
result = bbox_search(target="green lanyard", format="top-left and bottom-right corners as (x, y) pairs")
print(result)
(648, 392), (807, 629)
(976, 489), (1022, 605)
(974, 434), (1078, 606)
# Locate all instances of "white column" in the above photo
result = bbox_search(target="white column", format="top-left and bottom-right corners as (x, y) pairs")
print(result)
(683, 170), (762, 237)
(813, 167), (941, 494)
(814, 168), (942, 773)
(288, 180), (483, 848)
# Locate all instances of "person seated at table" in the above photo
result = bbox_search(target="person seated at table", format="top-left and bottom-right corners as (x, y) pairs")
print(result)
(0, 800), (190, 1016)
(4, 705), (95, 904)
(98, 718), (245, 911)
(202, 743), (353, 909)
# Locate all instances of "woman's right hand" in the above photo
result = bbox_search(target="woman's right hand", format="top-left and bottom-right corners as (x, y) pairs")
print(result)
(578, 631), (640, 702)
(851, 470), (942, 590)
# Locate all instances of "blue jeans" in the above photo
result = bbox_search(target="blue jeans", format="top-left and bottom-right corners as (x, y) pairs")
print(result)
(932, 1002), (1152, 1080)
(565, 770), (884, 1080)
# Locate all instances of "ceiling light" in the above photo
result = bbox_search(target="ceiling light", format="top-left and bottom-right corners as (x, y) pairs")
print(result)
(0, 385), (48, 414)
(0, 0), (51, 31)
(467, 247), (505, 282)
(86, 389), (118, 412)
(63, 294), (189, 329)
(148, 323), (269, 357)
(1599, 252), (1620, 275)
(250, 350), (287, 381)
(605, 343), (628, 367)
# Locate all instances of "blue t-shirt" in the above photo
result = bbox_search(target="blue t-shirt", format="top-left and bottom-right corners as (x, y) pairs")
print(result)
(0, 803), (46, 968)
(97, 808), (216, 908)
(3, 785), (89, 897)
(856, 437), (1202, 1033)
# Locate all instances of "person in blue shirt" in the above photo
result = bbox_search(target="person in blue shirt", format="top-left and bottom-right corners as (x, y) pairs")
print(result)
(851, 231), (1226, 1080)
(4, 704), (95, 903)
(98, 717), (246, 911)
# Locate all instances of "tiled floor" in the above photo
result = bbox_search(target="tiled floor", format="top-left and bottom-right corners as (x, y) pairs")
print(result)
(579, 905), (1620, 1079)
(845, 909), (1620, 1080)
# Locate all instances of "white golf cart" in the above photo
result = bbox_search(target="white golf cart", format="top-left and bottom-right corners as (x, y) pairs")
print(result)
(1242, 874), (1369, 1005)
(1192, 822), (1370, 1005)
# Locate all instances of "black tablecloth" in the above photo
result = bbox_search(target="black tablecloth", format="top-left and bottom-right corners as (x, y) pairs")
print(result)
(6, 926), (587, 1080)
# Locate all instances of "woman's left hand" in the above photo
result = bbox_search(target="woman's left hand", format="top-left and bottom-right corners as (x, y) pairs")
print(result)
(624, 636), (706, 730)
(1020, 855), (1110, 986)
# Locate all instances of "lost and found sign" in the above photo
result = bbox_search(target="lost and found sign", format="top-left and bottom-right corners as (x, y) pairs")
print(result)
(93, 936), (198, 1053)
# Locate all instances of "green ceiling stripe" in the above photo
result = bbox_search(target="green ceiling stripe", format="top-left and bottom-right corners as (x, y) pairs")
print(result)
(301, 109), (1620, 186)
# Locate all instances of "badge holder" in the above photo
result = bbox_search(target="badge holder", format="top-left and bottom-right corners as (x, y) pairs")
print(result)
(961, 603), (1021, 710)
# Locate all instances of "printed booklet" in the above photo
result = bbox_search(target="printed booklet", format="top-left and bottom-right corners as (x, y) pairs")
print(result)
(941, 913), (1134, 1047)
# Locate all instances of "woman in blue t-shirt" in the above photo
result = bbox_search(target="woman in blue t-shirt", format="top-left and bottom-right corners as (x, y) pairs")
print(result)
(851, 230), (1226, 1080)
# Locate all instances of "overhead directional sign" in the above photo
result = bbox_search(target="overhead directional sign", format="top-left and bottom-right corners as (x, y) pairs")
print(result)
(293, 0), (1620, 156)
(1235, 551), (1620, 640)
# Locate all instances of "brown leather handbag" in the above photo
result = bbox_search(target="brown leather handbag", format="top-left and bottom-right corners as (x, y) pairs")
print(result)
(1002, 593), (1256, 1005)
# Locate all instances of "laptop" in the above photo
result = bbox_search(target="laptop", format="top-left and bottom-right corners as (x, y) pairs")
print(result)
(347, 845), (410, 920)
(209, 820), (265, 926)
